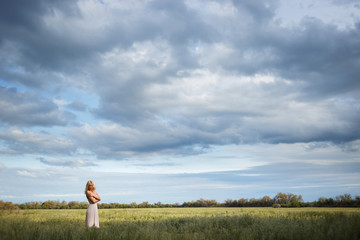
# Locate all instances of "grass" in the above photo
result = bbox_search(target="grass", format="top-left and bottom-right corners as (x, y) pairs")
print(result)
(1, 207), (359, 240)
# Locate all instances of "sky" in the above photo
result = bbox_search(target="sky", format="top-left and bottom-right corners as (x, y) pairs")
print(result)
(0, 0), (359, 204)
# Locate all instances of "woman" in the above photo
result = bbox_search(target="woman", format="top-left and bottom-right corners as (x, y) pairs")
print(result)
(85, 180), (101, 228)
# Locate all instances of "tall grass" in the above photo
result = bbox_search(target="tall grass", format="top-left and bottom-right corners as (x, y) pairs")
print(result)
(1, 208), (359, 240)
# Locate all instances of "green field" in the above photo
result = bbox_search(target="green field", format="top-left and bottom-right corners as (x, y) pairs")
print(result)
(1, 207), (359, 240)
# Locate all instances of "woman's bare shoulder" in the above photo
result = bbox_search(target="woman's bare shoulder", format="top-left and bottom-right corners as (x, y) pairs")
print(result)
(86, 190), (93, 196)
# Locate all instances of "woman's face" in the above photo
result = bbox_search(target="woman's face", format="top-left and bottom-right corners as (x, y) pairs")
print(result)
(89, 184), (94, 191)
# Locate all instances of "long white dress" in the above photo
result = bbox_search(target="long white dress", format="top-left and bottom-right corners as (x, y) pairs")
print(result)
(86, 199), (99, 228)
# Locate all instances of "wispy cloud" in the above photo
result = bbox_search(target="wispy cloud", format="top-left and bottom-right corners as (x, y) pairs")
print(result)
(16, 170), (37, 178)
(39, 158), (97, 168)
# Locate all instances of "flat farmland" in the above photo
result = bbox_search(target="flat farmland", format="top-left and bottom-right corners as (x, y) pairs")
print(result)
(1, 207), (359, 240)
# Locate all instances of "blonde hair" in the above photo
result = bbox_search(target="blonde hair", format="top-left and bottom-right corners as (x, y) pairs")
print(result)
(85, 180), (96, 194)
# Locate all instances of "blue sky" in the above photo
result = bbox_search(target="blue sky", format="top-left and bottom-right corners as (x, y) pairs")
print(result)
(0, 0), (359, 204)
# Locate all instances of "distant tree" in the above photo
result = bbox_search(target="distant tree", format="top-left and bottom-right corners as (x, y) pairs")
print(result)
(60, 201), (68, 209)
(79, 202), (89, 209)
(68, 201), (79, 209)
(274, 192), (302, 207)
(0, 200), (20, 215)
(261, 196), (273, 207)
(21, 201), (41, 209)
(155, 201), (163, 208)
(3, 192), (359, 210)
(0, 201), (17, 210)
(99, 203), (110, 209)
(194, 198), (206, 207)
(42, 201), (56, 209)
(339, 194), (352, 201)
(249, 198), (258, 207)
(138, 201), (151, 208)
(238, 198), (248, 207)
(129, 202), (137, 208)
(317, 197), (327, 207)
(274, 192), (288, 205)
(225, 199), (235, 207)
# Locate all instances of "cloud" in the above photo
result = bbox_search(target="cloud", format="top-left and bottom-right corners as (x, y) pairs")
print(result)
(67, 68), (359, 159)
(131, 162), (179, 167)
(0, 128), (75, 155)
(35, 193), (84, 198)
(67, 122), (194, 159)
(0, 86), (74, 127)
(39, 157), (96, 168)
(16, 170), (37, 178)
(75, 1), (359, 155)
(0, 0), (359, 160)
(67, 100), (87, 112)
(0, 1), (86, 95)
(332, 0), (360, 5)
(0, 0), (80, 30)
(270, 18), (360, 98)
(339, 140), (360, 152)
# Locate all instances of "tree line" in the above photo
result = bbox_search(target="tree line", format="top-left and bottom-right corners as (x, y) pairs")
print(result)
(1, 193), (359, 211)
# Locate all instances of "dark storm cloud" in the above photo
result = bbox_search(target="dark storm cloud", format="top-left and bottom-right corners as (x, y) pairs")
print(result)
(0, 0), (83, 89)
(0, 86), (74, 127)
(0, 0), (80, 26)
(270, 19), (360, 98)
(0, 0), (81, 66)
(0, 0), (52, 31)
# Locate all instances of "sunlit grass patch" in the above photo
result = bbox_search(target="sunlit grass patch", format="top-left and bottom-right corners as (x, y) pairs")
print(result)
(0, 208), (359, 240)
